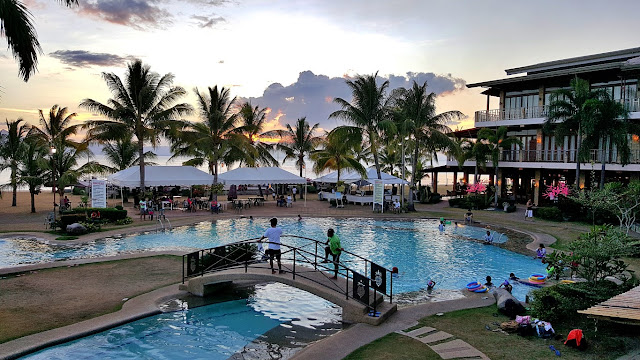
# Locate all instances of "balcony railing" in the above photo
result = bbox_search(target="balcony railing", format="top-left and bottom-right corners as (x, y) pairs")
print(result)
(475, 98), (640, 123)
(448, 149), (640, 165)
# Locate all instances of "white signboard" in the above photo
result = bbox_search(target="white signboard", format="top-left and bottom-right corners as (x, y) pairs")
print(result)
(91, 179), (107, 208)
(373, 179), (384, 213)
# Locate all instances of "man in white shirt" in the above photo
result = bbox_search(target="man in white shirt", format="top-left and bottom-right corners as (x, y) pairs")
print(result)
(483, 230), (494, 245)
(292, 186), (297, 201)
(393, 199), (401, 213)
(260, 218), (284, 274)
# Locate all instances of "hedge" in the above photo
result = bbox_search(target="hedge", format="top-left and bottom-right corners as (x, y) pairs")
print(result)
(59, 214), (87, 229)
(534, 206), (564, 221)
(65, 207), (128, 222)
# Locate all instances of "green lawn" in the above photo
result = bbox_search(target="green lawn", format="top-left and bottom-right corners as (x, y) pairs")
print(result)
(343, 332), (441, 360)
(344, 305), (640, 360)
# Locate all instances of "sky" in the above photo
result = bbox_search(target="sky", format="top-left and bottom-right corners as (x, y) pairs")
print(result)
(2, 0), (640, 146)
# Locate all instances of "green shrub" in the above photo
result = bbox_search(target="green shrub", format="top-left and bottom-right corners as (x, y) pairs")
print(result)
(305, 185), (317, 193)
(66, 207), (127, 222)
(448, 197), (465, 207)
(59, 214), (87, 229)
(506, 204), (517, 213)
(72, 187), (86, 195)
(115, 205), (124, 210)
(534, 206), (563, 221)
(428, 193), (442, 204)
(180, 189), (191, 196)
(530, 281), (634, 323)
(115, 217), (133, 225)
(80, 221), (102, 233)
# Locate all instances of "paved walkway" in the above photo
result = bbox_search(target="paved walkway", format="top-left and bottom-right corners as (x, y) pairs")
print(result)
(399, 326), (489, 360)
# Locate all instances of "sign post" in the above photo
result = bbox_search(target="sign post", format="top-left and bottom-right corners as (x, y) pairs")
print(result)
(373, 179), (384, 213)
(91, 179), (107, 208)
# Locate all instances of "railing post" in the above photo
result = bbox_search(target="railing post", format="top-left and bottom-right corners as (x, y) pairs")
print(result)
(345, 269), (349, 300)
(390, 269), (393, 304)
(200, 249), (204, 277)
(293, 249), (296, 280)
(245, 243), (248, 273)
(314, 242), (318, 270)
(182, 254), (185, 284)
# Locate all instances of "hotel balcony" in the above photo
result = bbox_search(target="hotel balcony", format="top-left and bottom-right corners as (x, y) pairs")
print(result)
(474, 98), (640, 127)
(446, 149), (640, 171)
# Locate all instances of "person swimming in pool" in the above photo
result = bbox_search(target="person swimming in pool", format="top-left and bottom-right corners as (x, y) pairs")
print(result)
(427, 279), (436, 291)
(438, 221), (445, 232)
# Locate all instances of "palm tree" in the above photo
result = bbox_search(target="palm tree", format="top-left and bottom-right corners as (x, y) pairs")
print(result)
(330, 72), (393, 179)
(478, 126), (522, 206)
(52, 147), (102, 199)
(276, 117), (323, 177)
(81, 60), (192, 190)
(169, 86), (243, 184)
(235, 101), (279, 167)
(30, 105), (87, 196)
(18, 138), (48, 213)
(0, 119), (28, 206)
(582, 91), (635, 189)
(545, 77), (599, 185)
(311, 130), (366, 182)
(102, 134), (158, 173)
(1, 0), (77, 81)
(378, 143), (403, 177)
(395, 81), (463, 209)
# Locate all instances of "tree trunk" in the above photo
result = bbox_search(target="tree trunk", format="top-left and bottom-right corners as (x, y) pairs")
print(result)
(138, 136), (145, 193)
(494, 165), (499, 206)
(474, 164), (479, 184)
(30, 191), (36, 213)
(575, 127), (582, 186)
(11, 165), (17, 206)
(370, 132), (382, 179)
(299, 154), (304, 177)
(600, 139), (606, 190)
(408, 145), (419, 211)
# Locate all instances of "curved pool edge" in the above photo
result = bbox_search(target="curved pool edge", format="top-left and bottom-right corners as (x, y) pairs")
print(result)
(0, 283), (186, 360)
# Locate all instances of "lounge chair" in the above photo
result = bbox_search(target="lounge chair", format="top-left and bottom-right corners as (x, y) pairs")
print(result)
(44, 212), (55, 229)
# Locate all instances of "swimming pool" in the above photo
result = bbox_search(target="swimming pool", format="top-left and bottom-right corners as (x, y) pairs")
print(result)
(2, 218), (544, 300)
(22, 283), (343, 359)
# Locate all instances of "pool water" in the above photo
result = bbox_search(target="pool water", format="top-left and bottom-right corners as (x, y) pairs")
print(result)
(2, 218), (544, 300)
(23, 283), (343, 360)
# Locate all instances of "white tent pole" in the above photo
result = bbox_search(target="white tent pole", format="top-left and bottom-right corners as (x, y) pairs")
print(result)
(121, 187), (124, 207)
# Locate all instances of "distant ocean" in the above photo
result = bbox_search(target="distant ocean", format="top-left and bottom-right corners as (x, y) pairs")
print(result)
(0, 149), (456, 191)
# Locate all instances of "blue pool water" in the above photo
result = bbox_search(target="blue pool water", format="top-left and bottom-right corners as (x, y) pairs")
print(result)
(2, 218), (544, 300)
(23, 283), (343, 359)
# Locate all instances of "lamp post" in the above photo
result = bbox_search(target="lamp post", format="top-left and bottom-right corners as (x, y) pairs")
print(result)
(50, 147), (57, 222)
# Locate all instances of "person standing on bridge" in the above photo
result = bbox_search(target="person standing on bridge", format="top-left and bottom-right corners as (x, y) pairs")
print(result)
(260, 218), (284, 274)
(326, 228), (343, 280)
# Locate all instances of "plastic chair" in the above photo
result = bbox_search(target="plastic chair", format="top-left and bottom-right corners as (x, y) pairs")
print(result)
(286, 196), (293, 207)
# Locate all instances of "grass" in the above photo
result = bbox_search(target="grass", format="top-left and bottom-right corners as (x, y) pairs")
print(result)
(346, 305), (639, 360)
(343, 332), (441, 360)
(0, 255), (182, 344)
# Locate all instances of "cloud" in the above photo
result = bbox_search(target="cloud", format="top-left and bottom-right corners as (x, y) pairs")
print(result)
(180, 0), (235, 6)
(49, 50), (136, 68)
(191, 14), (226, 28)
(244, 70), (466, 132)
(78, 0), (172, 29)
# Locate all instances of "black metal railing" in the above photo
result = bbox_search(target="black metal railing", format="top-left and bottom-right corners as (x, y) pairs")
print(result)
(182, 235), (393, 312)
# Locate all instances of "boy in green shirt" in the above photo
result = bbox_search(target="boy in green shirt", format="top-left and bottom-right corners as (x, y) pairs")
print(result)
(324, 228), (343, 279)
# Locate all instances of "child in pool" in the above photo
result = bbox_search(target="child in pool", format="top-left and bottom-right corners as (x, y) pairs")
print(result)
(427, 280), (436, 291)
(438, 221), (445, 232)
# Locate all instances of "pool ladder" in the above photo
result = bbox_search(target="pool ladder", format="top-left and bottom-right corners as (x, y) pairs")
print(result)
(155, 217), (172, 232)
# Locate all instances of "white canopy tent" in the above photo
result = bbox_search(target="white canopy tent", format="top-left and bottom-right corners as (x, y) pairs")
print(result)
(107, 166), (215, 187)
(217, 167), (307, 185)
(218, 167), (308, 206)
(314, 166), (409, 185)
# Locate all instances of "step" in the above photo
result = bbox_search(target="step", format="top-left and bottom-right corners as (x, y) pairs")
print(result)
(405, 326), (436, 338)
(417, 331), (453, 344)
(429, 339), (489, 360)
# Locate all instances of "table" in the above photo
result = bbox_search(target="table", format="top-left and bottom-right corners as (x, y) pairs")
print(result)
(231, 199), (251, 212)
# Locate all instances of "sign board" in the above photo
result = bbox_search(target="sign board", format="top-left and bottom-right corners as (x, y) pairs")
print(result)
(91, 179), (107, 208)
(186, 251), (200, 276)
(370, 262), (387, 294)
(352, 270), (369, 306)
(373, 179), (384, 213)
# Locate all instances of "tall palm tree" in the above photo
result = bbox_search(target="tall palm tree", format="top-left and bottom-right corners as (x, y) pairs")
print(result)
(51, 147), (102, 199)
(582, 91), (634, 189)
(330, 72), (393, 179)
(81, 60), (192, 190)
(545, 77), (599, 185)
(234, 101), (279, 167)
(276, 117), (322, 177)
(378, 143), (404, 177)
(395, 81), (463, 209)
(311, 130), (366, 182)
(169, 86), (244, 184)
(1, 0), (77, 81)
(18, 138), (47, 213)
(29, 105), (88, 196)
(478, 126), (522, 206)
(102, 134), (158, 173)
(0, 119), (28, 206)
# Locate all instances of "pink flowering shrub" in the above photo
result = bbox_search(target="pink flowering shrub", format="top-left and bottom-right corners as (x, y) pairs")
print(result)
(466, 182), (487, 194)
(542, 183), (570, 199)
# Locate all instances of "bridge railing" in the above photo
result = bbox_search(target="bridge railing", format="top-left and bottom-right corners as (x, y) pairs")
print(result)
(182, 235), (393, 312)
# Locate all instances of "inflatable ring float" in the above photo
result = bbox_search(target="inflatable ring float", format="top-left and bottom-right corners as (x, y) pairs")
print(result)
(560, 280), (576, 284)
(472, 286), (488, 293)
(529, 274), (546, 283)
(90, 212), (98, 219)
(466, 281), (483, 291)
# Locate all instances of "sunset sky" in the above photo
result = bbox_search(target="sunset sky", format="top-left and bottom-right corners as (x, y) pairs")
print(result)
(2, 0), (640, 138)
